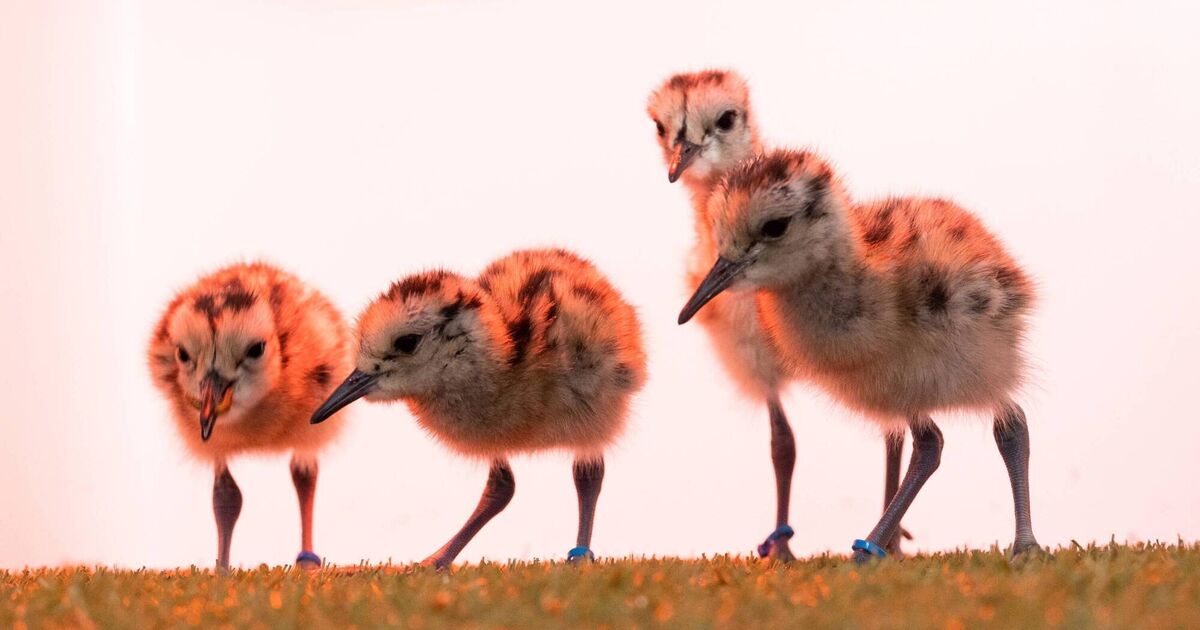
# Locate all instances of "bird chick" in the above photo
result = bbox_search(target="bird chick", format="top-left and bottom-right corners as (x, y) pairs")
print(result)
(679, 149), (1041, 562)
(311, 248), (646, 568)
(647, 69), (761, 188)
(147, 262), (353, 570)
(648, 70), (911, 559)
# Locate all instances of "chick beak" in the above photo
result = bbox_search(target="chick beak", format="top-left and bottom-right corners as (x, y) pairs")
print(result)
(310, 369), (380, 425)
(668, 140), (702, 183)
(678, 256), (752, 325)
(198, 371), (234, 441)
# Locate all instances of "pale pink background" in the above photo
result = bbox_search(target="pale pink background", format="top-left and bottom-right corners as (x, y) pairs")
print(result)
(1, 0), (1198, 569)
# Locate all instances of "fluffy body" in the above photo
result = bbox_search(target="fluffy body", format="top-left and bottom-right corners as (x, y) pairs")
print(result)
(354, 248), (647, 459)
(647, 70), (785, 398)
(694, 149), (1042, 560)
(649, 70), (921, 558)
(147, 262), (353, 461)
(707, 150), (1034, 426)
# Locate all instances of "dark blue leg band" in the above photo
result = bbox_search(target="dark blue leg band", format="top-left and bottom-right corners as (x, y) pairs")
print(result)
(852, 539), (888, 558)
(758, 524), (795, 558)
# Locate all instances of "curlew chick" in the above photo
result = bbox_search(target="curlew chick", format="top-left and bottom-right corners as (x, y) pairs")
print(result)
(310, 249), (646, 568)
(679, 149), (1041, 562)
(148, 262), (353, 571)
(648, 69), (910, 559)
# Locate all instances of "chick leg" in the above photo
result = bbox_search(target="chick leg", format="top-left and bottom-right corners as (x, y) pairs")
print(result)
(422, 459), (515, 570)
(213, 464), (242, 572)
(883, 433), (914, 555)
(853, 418), (943, 563)
(568, 458), (604, 563)
(758, 395), (798, 562)
(994, 403), (1041, 557)
(290, 457), (321, 568)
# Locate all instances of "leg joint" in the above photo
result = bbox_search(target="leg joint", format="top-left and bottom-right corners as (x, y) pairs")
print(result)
(485, 462), (516, 503)
(768, 400), (796, 457)
(993, 403), (1029, 447)
(572, 458), (605, 483)
(909, 418), (944, 470)
(213, 468), (243, 510)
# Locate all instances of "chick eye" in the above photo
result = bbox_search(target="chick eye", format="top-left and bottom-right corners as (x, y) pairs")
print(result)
(760, 216), (792, 239)
(715, 110), (737, 132)
(245, 341), (266, 359)
(654, 120), (666, 137)
(176, 346), (191, 363)
(393, 334), (422, 355)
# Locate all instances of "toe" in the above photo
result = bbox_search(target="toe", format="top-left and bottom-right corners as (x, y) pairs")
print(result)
(419, 556), (451, 572)
(768, 542), (796, 564)
(852, 549), (877, 565)
(1010, 540), (1046, 562)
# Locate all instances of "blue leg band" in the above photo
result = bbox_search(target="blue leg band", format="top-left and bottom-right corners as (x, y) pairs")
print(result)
(757, 524), (795, 558)
(567, 546), (594, 561)
(852, 539), (888, 558)
(296, 551), (322, 566)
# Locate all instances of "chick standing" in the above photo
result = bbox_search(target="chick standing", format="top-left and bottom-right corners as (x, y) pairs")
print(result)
(311, 249), (646, 568)
(647, 70), (910, 559)
(679, 150), (1041, 561)
(147, 262), (353, 570)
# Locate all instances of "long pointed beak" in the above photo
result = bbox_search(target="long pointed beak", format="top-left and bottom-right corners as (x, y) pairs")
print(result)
(310, 369), (380, 424)
(678, 256), (752, 325)
(198, 371), (234, 441)
(668, 140), (702, 183)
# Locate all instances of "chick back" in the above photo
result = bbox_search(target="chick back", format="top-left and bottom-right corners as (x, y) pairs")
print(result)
(472, 249), (647, 456)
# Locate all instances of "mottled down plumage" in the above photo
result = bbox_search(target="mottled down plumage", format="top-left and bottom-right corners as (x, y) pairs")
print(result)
(309, 248), (646, 568)
(703, 150), (1034, 423)
(646, 69), (782, 398)
(147, 262), (353, 460)
(346, 248), (646, 459)
(648, 69), (917, 560)
(683, 148), (1042, 561)
(146, 261), (353, 569)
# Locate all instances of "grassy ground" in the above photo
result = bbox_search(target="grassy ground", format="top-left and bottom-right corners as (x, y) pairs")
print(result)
(2, 543), (1198, 629)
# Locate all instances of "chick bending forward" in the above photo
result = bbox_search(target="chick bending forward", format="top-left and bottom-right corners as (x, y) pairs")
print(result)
(311, 249), (646, 567)
(148, 262), (353, 570)
(679, 150), (1040, 562)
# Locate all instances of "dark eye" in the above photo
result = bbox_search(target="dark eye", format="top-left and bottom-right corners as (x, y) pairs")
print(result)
(245, 341), (265, 359)
(176, 346), (191, 363)
(654, 120), (666, 137)
(715, 110), (737, 131)
(760, 216), (792, 239)
(393, 334), (422, 355)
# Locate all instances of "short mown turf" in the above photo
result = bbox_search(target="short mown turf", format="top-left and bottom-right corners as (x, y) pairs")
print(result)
(3, 543), (1197, 628)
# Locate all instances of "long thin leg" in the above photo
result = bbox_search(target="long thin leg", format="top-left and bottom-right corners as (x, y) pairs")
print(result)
(569, 458), (604, 563)
(853, 417), (943, 563)
(883, 433), (914, 554)
(995, 403), (1041, 557)
(421, 459), (516, 570)
(213, 464), (242, 572)
(291, 457), (320, 568)
(884, 433), (902, 510)
(759, 394), (797, 562)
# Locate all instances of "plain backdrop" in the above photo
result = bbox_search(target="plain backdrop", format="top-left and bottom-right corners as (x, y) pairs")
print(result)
(1, 0), (1198, 569)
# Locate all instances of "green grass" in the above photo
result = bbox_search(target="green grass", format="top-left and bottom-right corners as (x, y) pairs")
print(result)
(3, 543), (1198, 629)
